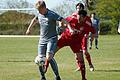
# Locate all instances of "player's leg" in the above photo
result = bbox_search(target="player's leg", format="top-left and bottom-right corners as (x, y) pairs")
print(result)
(45, 35), (67, 70)
(44, 38), (58, 72)
(83, 37), (94, 71)
(75, 51), (87, 80)
(38, 44), (47, 80)
(46, 40), (61, 80)
(84, 51), (94, 71)
(83, 35), (93, 66)
(70, 43), (87, 80)
(89, 33), (93, 49)
(39, 66), (46, 80)
(50, 58), (61, 80)
(95, 36), (98, 49)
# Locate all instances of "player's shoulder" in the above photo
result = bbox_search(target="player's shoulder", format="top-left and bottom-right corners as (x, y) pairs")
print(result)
(47, 9), (59, 16)
(65, 15), (77, 22)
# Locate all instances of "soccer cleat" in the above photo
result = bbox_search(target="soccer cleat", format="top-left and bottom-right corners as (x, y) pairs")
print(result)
(89, 64), (94, 71)
(96, 47), (98, 49)
(41, 76), (46, 80)
(56, 76), (61, 80)
(89, 47), (92, 50)
(75, 67), (80, 72)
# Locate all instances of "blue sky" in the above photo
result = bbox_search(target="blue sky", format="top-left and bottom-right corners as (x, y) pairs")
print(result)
(27, 0), (64, 8)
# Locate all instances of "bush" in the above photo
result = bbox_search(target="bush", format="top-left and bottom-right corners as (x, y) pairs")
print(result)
(0, 23), (39, 35)
(100, 21), (112, 35)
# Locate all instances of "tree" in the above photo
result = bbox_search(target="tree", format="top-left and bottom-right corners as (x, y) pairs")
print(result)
(94, 0), (120, 34)
(4, 0), (33, 8)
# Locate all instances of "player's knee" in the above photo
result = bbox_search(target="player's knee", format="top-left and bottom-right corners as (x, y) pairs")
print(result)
(76, 57), (84, 63)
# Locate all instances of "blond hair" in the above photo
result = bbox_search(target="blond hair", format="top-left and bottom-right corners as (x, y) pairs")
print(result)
(35, 0), (46, 9)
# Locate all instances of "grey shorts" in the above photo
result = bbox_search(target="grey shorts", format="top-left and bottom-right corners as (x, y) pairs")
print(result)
(38, 38), (57, 57)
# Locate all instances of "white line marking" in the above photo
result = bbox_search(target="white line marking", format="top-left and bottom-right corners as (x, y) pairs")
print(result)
(0, 35), (40, 37)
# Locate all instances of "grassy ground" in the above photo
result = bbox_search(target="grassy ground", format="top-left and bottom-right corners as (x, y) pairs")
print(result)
(0, 35), (120, 80)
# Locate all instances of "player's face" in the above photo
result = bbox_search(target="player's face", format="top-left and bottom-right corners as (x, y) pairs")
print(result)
(76, 5), (83, 12)
(76, 6), (82, 11)
(38, 7), (45, 15)
(91, 14), (95, 18)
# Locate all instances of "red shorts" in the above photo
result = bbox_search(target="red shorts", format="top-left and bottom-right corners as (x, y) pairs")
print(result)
(57, 35), (82, 53)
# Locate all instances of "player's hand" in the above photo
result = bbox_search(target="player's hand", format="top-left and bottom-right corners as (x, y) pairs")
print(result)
(70, 29), (80, 35)
(69, 28), (74, 35)
(74, 29), (80, 34)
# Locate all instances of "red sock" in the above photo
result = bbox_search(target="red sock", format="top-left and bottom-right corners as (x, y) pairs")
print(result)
(85, 53), (92, 65)
(76, 58), (86, 79)
(80, 64), (86, 80)
(45, 59), (49, 71)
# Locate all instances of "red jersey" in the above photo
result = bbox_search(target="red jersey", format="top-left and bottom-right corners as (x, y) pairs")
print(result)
(72, 12), (95, 35)
(61, 16), (80, 39)
(72, 12), (96, 50)
(57, 15), (95, 53)
(62, 15), (95, 41)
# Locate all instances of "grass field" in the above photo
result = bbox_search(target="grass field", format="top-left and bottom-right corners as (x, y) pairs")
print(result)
(0, 35), (120, 80)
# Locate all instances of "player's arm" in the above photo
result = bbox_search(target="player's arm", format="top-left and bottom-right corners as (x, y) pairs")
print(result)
(60, 18), (75, 34)
(26, 16), (38, 35)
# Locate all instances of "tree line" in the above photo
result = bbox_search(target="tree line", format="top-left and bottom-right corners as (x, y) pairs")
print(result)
(0, 0), (120, 35)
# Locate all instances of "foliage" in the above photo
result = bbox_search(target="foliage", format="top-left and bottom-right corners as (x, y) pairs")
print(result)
(0, 11), (39, 35)
(93, 0), (120, 34)
(52, 0), (76, 17)
(53, 0), (120, 34)
(0, 0), (120, 35)
(0, 0), (33, 8)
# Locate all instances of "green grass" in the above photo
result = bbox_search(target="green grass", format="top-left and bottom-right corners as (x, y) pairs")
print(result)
(0, 35), (120, 80)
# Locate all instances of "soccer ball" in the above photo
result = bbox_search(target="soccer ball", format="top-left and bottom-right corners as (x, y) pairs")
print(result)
(34, 55), (46, 66)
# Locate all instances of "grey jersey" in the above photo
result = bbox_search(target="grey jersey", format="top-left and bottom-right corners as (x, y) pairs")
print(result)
(37, 9), (63, 43)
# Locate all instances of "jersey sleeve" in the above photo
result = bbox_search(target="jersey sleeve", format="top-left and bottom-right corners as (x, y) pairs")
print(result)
(65, 16), (73, 23)
(51, 11), (63, 21)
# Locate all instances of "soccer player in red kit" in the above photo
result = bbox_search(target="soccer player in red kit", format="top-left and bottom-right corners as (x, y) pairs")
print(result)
(56, 10), (96, 80)
(72, 2), (94, 72)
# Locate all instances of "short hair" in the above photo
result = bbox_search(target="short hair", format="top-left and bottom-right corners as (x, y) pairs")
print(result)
(78, 10), (87, 17)
(35, 0), (46, 9)
(92, 12), (96, 15)
(90, 12), (96, 17)
(76, 3), (84, 10)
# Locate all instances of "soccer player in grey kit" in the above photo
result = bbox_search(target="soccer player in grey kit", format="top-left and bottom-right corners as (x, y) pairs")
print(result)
(26, 0), (71, 80)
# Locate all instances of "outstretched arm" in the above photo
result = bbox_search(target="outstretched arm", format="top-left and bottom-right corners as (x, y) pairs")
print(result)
(26, 16), (38, 35)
